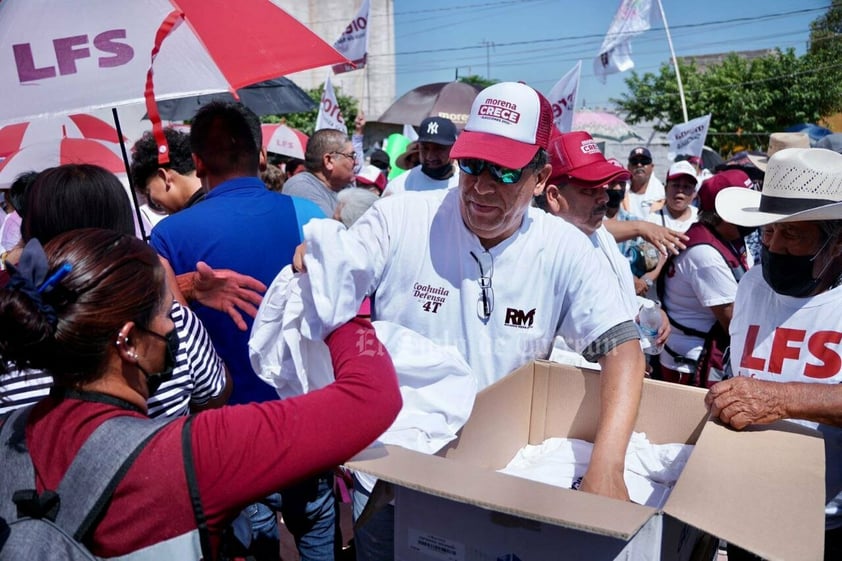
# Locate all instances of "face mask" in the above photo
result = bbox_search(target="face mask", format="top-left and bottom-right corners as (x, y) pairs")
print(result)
(422, 161), (454, 180)
(606, 189), (625, 209)
(761, 238), (834, 297)
(136, 327), (179, 396)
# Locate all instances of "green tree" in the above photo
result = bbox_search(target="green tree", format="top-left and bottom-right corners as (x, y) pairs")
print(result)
(263, 84), (359, 137)
(458, 74), (497, 90)
(614, 3), (842, 154)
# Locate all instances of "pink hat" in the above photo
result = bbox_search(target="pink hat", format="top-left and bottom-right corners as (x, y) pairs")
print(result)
(548, 130), (631, 188)
(450, 82), (553, 169)
(698, 169), (752, 212)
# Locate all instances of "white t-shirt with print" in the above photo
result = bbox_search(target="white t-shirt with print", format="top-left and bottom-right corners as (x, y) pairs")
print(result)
(729, 266), (842, 528)
(300, 189), (633, 390)
(624, 176), (665, 219)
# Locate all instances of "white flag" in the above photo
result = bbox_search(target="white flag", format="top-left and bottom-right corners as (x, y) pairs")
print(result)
(315, 74), (347, 134)
(332, 0), (371, 75)
(548, 61), (581, 133)
(402, 123), (419, 141)
(667, 114), (711, 162)
(593, 0), (655, 84)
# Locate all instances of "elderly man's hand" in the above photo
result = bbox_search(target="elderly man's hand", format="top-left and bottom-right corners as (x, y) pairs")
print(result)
(637, 222), (688, 256)
(193, 261), (267, 331)
(705, 377), (789, 430)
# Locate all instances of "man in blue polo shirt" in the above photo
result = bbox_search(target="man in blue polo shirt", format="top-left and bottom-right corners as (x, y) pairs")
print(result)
(150, 101), (330, 561)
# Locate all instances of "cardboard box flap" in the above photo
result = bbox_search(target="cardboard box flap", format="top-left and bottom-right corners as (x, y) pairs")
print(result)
(348, 445), (655, 540)
(663, 419), (825, 561)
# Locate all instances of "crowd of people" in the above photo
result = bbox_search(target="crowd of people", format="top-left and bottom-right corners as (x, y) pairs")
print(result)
(0, 81), (842, 561)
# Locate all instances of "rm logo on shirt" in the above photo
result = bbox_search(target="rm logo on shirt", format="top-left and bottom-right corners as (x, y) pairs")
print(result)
(505, 308), (535, 329)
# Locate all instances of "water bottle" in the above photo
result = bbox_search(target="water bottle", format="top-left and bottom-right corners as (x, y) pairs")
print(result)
(638, 299), (663, 355)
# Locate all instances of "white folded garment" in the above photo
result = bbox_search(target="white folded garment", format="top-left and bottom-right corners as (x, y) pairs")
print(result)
(498, 432), (693, 508)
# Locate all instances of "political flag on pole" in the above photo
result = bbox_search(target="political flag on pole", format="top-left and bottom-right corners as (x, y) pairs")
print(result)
(315, 74), (347, 133)
(667, 114), (711, 161)
(548, 61), (581, 133)
(593, 0), (655, 84)
(332, 0), (371, 74)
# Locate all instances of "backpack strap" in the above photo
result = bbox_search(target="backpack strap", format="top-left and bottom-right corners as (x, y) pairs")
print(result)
(0, 407), (37, 523)
(53, 414), (172, 541)
(181, 415), (212, 560)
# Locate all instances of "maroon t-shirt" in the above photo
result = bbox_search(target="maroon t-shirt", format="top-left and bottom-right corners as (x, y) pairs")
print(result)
(21, 318), (401, 558)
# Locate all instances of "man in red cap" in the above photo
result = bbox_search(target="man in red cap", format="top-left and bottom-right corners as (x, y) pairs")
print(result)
(536, 130), (670, 361)
(290, 82), (646, 560)
(658, 169), (755, 388)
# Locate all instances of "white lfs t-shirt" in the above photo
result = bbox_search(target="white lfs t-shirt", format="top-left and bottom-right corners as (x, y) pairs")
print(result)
(300, 188), (633, 390)
(729, 266), (842, 529)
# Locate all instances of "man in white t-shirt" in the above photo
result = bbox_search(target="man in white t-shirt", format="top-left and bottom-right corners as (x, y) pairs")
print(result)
(658, 169), (754, 387)
(624, 146), (665, 219)
(647, 160), (698, 233)
(708, 147), (842, 560)
(293, 82), (645, 561)
(382, 116), (459, 195)
(535, 130), (669, 365)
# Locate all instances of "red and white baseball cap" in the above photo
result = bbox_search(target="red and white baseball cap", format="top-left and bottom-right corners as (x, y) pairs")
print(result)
(548, 130), (631, 188)
(450, 82), (553, 169)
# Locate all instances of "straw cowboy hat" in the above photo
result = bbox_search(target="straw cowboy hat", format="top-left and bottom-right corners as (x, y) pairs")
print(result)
(395, 141), (420, 170)
(716, 148), (842, 227)
(746, 132), (811, 171)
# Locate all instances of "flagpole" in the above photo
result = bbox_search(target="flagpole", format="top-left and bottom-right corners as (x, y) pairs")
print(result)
(656, 0), (689, 123)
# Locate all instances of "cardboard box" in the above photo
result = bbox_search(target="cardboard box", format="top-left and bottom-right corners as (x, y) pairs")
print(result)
(347, 360), (826, 561)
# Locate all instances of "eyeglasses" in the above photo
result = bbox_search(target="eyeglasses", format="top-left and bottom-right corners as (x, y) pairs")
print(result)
(470, 250), (494, 320)
(458, 158), (530, 185)
(628, 159), (652, 167)
(331, 150), (358, 163)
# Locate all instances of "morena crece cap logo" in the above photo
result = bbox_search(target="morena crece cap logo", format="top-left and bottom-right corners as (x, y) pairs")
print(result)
(476, 99), (522, 125)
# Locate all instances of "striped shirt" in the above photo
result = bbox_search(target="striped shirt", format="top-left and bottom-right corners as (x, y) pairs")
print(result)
(0, 301), (226, 418)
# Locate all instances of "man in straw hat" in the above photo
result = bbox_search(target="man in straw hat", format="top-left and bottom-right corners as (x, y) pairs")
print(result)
(707, 147), (842, 560)
(291, 81), (645, 560)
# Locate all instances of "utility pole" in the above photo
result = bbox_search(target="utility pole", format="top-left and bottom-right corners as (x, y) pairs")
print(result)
(480, 40), (495, 79)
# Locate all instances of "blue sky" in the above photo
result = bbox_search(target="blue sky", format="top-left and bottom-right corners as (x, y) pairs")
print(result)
(393, 0), (831, 109)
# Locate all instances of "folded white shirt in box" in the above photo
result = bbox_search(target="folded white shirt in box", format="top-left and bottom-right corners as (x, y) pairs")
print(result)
(498, 432), (693, 508)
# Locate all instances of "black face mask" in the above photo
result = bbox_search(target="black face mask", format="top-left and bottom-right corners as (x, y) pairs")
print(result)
(137, 327), (179, 396)
(422, 161), (455, 180)
(606, 189), (626, 209)
(736, 225), (758, 238)
(761, 242), (833, 298)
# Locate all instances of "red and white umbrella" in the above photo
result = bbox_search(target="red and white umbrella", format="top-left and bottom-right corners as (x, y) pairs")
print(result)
(0, 1), (347, 127)
(0, 114), (126, 158)
(0, 138), (125, 189)
(262, 124), (309, 159)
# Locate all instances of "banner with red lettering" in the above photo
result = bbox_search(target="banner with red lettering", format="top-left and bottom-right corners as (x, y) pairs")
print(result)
(593, 0), (655, 84)
(332, 0), (370, 75)
(667, 114), (711, 161)
(315, 74), (347, 134)
(548, 61), (581, 133)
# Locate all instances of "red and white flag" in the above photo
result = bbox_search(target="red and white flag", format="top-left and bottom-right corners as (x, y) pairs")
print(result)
(548, 61), (581, 133)
(315, 74), (347, 134)
(593, 0), (655, 84)
(332, 0), (371, 75)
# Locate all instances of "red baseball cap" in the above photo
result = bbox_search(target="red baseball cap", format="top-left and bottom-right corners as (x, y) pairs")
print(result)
(450, 82), (553, 169)
(698, 169), (753, 212)
(548, 130), (631, 188)
(355, 164), (387, 193)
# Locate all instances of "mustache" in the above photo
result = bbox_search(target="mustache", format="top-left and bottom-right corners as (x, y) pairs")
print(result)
(593, 205), (607, 216)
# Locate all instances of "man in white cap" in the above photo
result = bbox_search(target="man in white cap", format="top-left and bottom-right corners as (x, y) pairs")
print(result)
(293, 82), (645, 560)
(708, 147), (842, 561)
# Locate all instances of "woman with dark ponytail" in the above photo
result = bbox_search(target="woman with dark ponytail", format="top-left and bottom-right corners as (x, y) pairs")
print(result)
(0, 228), (401, 559)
